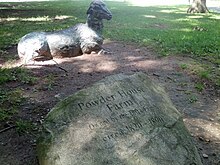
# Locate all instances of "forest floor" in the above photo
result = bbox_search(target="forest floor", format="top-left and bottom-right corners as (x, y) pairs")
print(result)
(0, 41), (220, 165)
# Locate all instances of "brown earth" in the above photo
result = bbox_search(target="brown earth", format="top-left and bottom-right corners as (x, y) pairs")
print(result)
(0, 41), (220, 165)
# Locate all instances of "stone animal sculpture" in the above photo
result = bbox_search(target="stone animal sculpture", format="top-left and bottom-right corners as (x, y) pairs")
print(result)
(17, 0), (112, 64)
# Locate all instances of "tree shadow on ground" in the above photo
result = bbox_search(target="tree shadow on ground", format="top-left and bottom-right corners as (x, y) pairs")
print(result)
(1, 41), (219, 164)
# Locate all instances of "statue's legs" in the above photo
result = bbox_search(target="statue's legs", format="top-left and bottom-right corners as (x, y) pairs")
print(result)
(81, 42), (101, 54)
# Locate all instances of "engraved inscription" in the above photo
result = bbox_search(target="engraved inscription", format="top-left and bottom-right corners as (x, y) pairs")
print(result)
(77, 87), (144, 111)
(117, 88), (144, 98)
(102, 116), (165, 142)
(76, 86), (166, 143)
(77, 95), (116, 110)
(106, 99), (134, 111)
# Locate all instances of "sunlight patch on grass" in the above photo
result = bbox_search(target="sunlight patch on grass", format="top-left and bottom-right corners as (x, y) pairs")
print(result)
(1, 0), (51, 2)
(0, 15), (73, 22)
(3, 32), (13, 37)
(209, 14), (220, 20)
(143, 15), (156, 18)
(126, 0), (188, 7)
(160, 9), (182, 13)
(187, 15), (204, 19)
(178, 28), (193, 32)
(22, 16), (51, 21)
(175, 18), (189, 22)
(54, 15), (72, 20)
(174, 18), (200, 26)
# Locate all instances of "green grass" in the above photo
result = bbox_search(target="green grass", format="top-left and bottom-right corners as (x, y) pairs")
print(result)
(0, 68), (37, 122)
(0, 67), (37, 85)
(15, 119), (35, 134)
(0, 0), (219, 88)
(179, 63), (188, 70)
(195, 82), (205, 92)
(41, 74), (56, 91)
(0, 89), (24, 122)
(189, 94), (198, 103)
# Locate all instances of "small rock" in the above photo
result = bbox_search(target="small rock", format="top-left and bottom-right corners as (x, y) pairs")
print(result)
(33, 123), (38, 126)
(153, 73), (160, 77)
(209, 118), (214, 121)
(135, 49), (141, 52)
(203, 154), (208, 158)
(1, 142), (6, 146)
(55, 94), (61, 99)
(198, 137), (210, 143)
(32, 143), (37, 146)
(199, 137), (204, 141)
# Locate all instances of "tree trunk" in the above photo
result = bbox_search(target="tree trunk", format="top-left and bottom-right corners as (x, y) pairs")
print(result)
(187, 0), (209, 13)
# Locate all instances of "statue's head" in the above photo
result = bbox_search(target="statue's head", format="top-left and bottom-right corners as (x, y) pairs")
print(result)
(87, 0), (112, 20)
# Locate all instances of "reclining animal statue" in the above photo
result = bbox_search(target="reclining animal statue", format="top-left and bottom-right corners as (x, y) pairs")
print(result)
(17, 0), (112, 64)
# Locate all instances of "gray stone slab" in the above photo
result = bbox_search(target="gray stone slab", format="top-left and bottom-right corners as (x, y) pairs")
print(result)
(37, 72), (202, 165)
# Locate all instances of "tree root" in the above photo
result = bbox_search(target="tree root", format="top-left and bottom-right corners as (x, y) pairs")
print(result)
(51, 59), (68, 73)
(0, 125), (16, 134)
(18, 59), (68, 73)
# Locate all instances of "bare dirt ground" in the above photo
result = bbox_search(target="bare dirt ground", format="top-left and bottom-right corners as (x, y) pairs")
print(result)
(0, 41), (220, 165)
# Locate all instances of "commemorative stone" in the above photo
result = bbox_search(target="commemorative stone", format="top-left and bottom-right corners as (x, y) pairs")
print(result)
(37, 72), (202, 165)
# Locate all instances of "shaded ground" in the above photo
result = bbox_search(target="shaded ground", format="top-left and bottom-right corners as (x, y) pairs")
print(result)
(0, 41), (220, 165)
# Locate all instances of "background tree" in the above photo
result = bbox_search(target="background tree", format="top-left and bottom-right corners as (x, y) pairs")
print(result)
(187, 0), (209, 13)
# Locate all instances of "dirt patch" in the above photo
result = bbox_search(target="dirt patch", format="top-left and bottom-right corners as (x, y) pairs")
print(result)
(0, 41), (220, 165)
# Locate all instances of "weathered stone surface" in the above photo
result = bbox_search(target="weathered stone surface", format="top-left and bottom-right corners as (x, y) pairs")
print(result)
(37, 72), (202, 165)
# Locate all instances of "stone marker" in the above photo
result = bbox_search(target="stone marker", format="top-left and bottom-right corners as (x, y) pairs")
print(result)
(37, 72), (202, 165)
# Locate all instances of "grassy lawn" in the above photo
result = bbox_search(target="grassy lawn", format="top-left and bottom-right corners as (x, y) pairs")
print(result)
(0, 0), (219, 102)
